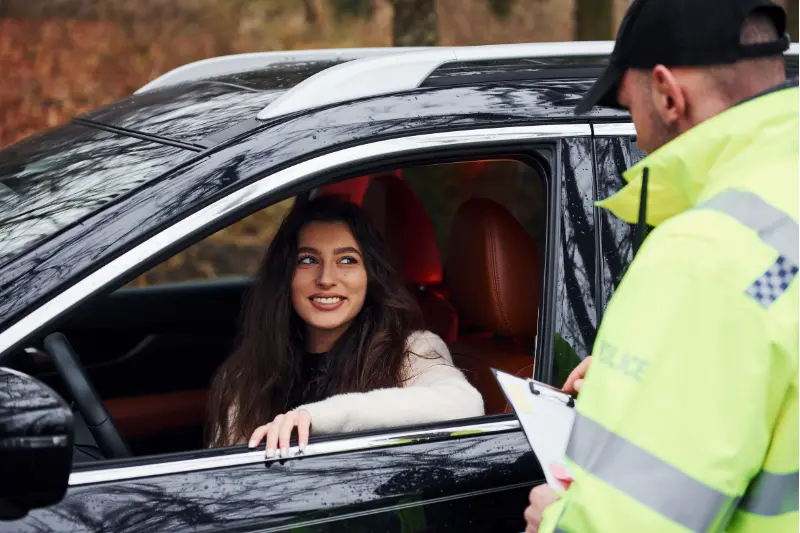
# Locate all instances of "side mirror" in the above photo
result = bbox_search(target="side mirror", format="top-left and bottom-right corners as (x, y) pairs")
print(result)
(0, 367), (74, 520)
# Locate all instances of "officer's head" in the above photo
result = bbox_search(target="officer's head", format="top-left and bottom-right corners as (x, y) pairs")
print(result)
(577, 0), (790, 154)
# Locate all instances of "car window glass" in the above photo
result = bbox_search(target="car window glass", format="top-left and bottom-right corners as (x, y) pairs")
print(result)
(0, 124), (191, 269)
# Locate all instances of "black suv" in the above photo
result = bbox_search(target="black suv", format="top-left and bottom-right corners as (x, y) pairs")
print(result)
(1, 43), (797, 532)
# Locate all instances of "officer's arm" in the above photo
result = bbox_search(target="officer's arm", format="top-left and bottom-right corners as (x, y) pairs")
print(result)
(538, 232), (785, 532)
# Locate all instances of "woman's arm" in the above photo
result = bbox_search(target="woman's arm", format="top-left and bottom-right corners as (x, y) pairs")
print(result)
(296, 331), (485, 434)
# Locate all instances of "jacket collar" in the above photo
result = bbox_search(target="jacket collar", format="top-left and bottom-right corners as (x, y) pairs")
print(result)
(597, 79), (799, 226)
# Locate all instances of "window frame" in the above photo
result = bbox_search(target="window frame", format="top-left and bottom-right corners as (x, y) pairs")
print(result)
(1, 124), (592, 484)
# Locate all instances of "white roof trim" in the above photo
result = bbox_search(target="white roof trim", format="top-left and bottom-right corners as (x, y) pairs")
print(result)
(256, 41), (615, 120)
(134, 47), (429, 94)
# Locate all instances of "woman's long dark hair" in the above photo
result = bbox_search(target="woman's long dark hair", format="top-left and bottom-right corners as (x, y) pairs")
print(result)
(206, 195), (425, 447)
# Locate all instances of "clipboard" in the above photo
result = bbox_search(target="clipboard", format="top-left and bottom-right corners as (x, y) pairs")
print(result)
(492, 368), (577, 492)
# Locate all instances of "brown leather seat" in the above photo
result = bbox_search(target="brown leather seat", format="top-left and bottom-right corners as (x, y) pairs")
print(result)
(319, 174), (459, 343)
(446, 197), (541, 414)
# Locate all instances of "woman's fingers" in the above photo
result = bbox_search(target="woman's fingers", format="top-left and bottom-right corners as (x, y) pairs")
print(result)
(254, 410), (312, 458)
(278, 411), (297, 457)
(296, 410), (311, 451)
(248, 423), (271, 449)
(264, 414), (284, 458)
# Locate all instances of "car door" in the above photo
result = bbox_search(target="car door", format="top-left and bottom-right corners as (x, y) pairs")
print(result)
(2, 124), (599, 533)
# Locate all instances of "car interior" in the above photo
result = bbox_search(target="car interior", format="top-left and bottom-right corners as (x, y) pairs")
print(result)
(11, 155), (549, 464)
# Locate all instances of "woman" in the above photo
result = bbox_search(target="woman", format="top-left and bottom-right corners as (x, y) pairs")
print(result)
(206, 195), (484, 456)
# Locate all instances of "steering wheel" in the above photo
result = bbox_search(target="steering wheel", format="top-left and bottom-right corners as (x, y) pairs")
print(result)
(43, 333), (131, 459)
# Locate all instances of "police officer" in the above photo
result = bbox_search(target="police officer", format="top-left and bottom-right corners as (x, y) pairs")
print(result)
(525, 0), (798, 531)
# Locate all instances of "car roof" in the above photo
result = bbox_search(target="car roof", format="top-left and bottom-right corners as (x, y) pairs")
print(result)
(75, 41), (800, 148)
(76, 42), (621, 148)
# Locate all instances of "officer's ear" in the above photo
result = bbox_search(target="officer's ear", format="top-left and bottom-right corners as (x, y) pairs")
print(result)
(649, 65), (686, 126)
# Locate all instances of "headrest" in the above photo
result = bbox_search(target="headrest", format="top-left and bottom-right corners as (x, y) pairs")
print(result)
(446, 198), (540, 338)
(361, 174), (443, 287)
(317, 175), (374, 205)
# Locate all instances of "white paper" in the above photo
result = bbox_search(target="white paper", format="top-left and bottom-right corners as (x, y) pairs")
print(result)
(493, 369), (576, 492)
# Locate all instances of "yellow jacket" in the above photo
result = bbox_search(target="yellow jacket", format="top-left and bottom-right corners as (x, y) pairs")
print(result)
(540, 81), (799, 532)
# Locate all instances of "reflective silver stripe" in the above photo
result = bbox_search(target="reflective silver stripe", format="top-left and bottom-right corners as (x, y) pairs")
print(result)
(740, 470), (799, 516)
(566, 413), (733, 532)
(697, 189), (799, 266)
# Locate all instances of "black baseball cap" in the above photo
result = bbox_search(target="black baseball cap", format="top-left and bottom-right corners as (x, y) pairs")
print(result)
(575, 0), (791, 114)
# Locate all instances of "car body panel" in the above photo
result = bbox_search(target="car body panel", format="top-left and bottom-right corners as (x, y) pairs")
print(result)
(7, 423), (540, 533)
(81, 83), (282, 147)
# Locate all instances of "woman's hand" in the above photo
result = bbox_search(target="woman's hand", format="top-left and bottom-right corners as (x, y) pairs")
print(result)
(248, 409), (311, 458)
(562, 356), (591, 395)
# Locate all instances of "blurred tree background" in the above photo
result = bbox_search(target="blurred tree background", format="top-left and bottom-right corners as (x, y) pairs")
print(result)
(0, 0), (796, 286)
(2, 0), (795, 148)
(0, 0), (616, 148)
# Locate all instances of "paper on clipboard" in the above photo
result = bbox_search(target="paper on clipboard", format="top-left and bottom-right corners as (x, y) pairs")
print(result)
(492, 368), (577, 492)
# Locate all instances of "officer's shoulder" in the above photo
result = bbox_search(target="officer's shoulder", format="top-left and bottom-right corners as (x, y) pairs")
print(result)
(637, 212), (743, 277)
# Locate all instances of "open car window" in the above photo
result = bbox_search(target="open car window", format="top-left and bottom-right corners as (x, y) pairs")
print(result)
(8, 131), (572, 472)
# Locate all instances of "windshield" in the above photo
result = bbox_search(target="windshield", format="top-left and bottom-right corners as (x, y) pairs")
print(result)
(0, 123), (191, 268)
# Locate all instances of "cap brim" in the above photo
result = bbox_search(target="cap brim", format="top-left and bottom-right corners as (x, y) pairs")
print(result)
(574, 63), (626, 115)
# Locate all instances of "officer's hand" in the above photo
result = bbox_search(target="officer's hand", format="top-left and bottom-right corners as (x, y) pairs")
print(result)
(562, 356), (591, 395)
(524, 484), (560, 533)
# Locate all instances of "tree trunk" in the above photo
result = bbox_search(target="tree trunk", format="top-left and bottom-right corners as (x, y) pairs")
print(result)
(575, 0), (614, 41)
(304, 0), (318, 24)
(391, 0), (438, 46)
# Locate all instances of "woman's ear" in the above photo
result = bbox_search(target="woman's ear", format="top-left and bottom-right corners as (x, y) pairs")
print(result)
(650, 65), (686, 126)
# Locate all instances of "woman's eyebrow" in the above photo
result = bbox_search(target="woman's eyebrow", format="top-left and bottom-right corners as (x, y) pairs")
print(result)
(334, 246), (362, 257)
(297, 246), (320, 255)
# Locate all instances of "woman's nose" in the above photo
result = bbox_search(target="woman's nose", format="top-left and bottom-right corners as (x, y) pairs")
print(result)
(316, 261), (335, 287)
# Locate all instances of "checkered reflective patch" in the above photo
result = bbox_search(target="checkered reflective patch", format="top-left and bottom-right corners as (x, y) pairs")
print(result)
(745, 256), (799, 308)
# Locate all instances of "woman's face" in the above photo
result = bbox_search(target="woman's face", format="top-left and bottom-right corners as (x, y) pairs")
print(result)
(291, 221), (368, 349)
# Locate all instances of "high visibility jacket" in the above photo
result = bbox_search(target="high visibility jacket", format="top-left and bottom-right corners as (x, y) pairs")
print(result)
(540, 80), (799, 533)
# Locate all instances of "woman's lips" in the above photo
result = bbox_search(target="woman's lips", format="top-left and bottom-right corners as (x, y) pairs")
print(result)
(309, 296), (346, 312)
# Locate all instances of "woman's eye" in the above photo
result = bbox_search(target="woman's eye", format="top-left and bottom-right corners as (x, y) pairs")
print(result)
(339, 256), (358, 265)
(297, 256), (317, 265)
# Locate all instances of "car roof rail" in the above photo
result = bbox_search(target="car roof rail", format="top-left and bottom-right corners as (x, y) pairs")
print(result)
(134, 47), (430, 94)
(256, 41), (616, 120)
(256, 41), (800, 121)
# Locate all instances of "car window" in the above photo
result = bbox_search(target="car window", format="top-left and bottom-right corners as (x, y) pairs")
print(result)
(127, 198), (296, 286)
(28, 151), (551, 470)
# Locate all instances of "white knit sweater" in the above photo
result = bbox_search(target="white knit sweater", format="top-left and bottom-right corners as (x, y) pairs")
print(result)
(296, 330), (485, 434)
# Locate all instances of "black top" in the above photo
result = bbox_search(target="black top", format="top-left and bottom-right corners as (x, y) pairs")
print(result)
(290, 351), (328, 409)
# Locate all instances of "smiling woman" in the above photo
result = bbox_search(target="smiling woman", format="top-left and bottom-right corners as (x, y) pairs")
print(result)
(206, 196), (484, 454)
(291, 223), (369, 353)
